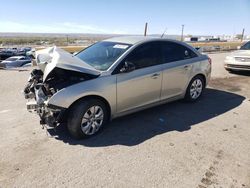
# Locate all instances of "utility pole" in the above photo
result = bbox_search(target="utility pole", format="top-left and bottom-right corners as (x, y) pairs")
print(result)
(181, 24), (185, 41)
(66, 35), (69, 46)
(144, 22), (148, 36)
(241, 28), (245, 42)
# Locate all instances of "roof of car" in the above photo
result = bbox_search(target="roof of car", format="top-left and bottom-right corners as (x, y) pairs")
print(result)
(103, 36), (189, 46)
(104, 36), (163, 45)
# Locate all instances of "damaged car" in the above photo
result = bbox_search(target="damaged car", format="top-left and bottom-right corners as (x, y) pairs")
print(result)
(24, 37), (211, 139)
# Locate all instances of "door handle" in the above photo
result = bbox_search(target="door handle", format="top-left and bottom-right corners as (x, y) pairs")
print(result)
(183, 65), (191, 69)
(151, 73), (160, 79)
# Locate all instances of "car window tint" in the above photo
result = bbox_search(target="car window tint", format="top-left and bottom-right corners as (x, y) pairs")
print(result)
(161, 42), (197, 64)
(125, 42), (161, 69)
(240, 42), (250, 50)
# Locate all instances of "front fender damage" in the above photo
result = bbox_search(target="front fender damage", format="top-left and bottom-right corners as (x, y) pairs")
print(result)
(23, 46), (100, 129)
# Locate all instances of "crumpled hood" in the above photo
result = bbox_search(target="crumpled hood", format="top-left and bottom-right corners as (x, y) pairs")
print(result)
(229, 50), (250, 57)
(36, 46), (101, 82)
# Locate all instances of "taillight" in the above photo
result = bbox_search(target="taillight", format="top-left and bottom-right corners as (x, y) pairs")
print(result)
(208, 57), (212, 64)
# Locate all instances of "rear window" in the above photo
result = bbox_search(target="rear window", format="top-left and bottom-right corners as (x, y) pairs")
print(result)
(161, 42), (198, 63)
(240, 42), (250, 50)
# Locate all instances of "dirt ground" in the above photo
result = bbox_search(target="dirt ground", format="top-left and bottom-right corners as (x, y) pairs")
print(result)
(0, 52), (250, 188)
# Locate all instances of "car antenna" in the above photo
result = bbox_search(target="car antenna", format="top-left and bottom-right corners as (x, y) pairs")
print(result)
(161, 27), (167, 38)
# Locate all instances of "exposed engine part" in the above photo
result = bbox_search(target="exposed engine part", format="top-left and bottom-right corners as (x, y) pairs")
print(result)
(26, 100), (38, 113)
(23, 46), (101, 133)
(35, 86), (48, 105)
(24, 69), (43, 99)
(24, 67), (96, 101)
(24, 67), (97, 129)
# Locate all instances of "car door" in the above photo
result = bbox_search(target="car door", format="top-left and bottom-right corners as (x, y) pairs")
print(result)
(160, 42), (198, 100)
(115, 42), (163, 113)
(17, 57), (27, 67)
(22, 57), (31, 66)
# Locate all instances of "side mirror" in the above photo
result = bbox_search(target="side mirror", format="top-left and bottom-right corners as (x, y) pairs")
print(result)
(120, 61), (135, 73)
(237, 46), (241, 50)
(73, 51), (78, 56)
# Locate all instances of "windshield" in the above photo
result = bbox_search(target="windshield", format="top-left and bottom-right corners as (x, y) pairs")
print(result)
(76, 41), (131, 71)
(240, 42), (250, 50)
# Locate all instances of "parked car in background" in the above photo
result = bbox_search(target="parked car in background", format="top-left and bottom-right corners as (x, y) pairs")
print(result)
(0, 47), (33, 60)
(23, 37), (211, 139)
(0, 56), (31, 69)
(26, 48), (36, 59)
(224, 41), (250, 72)
(0, 49), (15, 60)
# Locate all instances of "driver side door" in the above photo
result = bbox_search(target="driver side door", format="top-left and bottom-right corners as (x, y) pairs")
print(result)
(115, 42), (163, 114)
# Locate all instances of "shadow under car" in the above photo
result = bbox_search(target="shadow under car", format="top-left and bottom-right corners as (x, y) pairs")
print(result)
(47, 88), (245, 147)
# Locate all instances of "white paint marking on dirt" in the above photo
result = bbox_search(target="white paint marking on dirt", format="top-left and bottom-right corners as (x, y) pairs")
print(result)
(0, 109), (11, 114)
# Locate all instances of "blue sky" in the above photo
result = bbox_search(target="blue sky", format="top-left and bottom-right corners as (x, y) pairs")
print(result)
(0, 0), (249, 35)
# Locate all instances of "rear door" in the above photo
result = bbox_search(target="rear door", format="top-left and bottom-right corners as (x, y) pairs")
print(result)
(160, 42), (198, 100)
(18, 57), (27, 67)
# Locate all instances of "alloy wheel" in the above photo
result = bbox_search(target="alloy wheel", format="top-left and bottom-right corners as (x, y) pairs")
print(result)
(190, 79), (203, 99)
(81, 105), (104, 135)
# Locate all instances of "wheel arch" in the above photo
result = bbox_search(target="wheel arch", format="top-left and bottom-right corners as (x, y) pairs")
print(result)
(184, 73), (207, 95)
(183, 73), (207, 102)
(194, 73), (207, 86)
(67, 95), (112, 121)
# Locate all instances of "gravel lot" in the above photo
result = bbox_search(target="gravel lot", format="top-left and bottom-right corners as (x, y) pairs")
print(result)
(0, 52), (250, 188)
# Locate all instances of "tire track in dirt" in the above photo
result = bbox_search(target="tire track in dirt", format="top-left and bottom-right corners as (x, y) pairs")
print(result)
(197, 150), (223, 188)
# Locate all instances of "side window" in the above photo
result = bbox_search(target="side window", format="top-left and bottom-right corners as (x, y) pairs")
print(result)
(241, 42), (250, 50)
(125, 42), (161, 69)
(161, 42), (197, 64)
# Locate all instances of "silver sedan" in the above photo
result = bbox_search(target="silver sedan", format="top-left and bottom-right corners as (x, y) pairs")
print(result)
(24, 37), (211, 139)
(0, 56), (31, 68)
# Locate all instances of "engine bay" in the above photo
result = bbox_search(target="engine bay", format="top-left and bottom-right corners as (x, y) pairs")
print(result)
(23, 67), (98, 128)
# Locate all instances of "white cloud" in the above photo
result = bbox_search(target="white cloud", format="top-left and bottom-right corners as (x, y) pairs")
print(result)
(0, 21), (129, 34)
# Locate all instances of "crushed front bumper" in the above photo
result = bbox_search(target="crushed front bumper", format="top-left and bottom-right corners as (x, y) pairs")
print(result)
(26, 100), (66, 128)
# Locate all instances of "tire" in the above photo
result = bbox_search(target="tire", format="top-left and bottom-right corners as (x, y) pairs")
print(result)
(225, 68), (235, 73)
(67, 98), (108, 139)
(185, 75), (205, 102)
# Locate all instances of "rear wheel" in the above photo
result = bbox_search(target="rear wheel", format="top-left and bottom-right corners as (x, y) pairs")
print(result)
(67, 99), (108, 139)
(185, 75), (205, 102)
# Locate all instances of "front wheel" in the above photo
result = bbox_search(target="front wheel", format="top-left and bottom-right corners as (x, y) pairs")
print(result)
(185, 75), (205, 102)
(67, 99), (108, 139)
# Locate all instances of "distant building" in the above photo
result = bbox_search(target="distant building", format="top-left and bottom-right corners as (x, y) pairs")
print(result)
(219, 35), (234, 41)
(184, 37), (198, 42)
(208, 38), (221, 42)
(74, 40), (88, 44)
